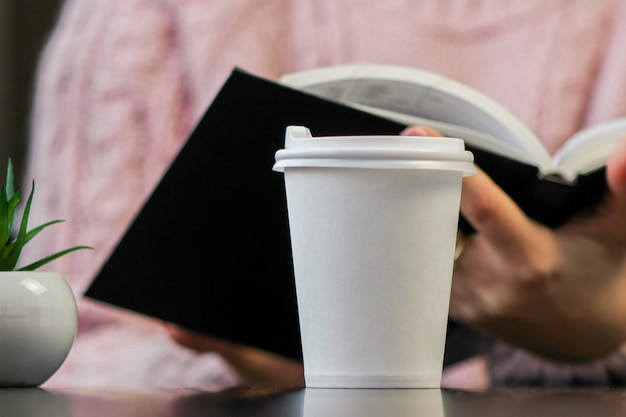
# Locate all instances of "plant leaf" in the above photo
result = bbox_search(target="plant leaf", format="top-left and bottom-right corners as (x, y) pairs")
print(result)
(1, 240), (13, 259)
(18, 246), (92, 271)
(5, 191), (20, 239)
(0, 186), (8, 259)
(24, 219), (64, 245)
(0, 182), (33, 271)
(0, 160), (91, 271)
(5, 159), (14, 201)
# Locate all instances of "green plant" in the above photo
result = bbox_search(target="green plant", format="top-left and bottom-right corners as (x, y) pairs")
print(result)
(0, 159), (91, 271)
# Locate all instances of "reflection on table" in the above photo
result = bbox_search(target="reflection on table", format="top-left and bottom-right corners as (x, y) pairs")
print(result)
(2, 386), (626, 416)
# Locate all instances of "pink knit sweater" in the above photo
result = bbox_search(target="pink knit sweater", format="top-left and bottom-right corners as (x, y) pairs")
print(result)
(25, 0), (626, 388)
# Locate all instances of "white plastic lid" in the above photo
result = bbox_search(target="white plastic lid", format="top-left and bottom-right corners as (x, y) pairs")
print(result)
(273, 126), (476, 175)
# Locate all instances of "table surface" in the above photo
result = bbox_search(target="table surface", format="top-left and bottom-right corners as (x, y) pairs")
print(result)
(4, 385), (626, 417)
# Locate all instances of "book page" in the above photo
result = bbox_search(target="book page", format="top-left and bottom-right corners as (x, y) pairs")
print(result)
(349, 103), (532, 164)
(281, 64), (553, 171)
(554, 118), (626, 178)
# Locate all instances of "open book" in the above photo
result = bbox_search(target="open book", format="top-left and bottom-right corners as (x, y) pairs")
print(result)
(85, 66), (619, 364)
(281, 63), (626, 185)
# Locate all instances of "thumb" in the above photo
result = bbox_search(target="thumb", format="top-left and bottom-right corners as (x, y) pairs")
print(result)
(400, 125), (443, 137)
(606, 137), (626, 204)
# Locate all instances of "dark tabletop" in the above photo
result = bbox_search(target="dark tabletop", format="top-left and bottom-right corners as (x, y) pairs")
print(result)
(3, 386), (626, 417)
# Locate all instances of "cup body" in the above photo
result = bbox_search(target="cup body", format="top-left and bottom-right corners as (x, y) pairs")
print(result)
(275, 126), (474, 388)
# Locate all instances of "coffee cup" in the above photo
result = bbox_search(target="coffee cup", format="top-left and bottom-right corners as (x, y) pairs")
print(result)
(274, 126), (475, 388)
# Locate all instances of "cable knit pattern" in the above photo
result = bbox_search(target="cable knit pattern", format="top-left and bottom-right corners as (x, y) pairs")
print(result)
(488, 343), (626, 387)
(24, 0), (626, 388)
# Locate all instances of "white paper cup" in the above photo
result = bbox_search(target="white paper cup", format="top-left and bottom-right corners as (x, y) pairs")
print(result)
(274, 126), (475, 388)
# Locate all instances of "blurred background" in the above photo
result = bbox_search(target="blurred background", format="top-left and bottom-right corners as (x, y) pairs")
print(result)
(0, 0), (63, 186)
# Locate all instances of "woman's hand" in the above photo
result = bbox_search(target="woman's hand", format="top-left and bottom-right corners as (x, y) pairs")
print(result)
(403, 126), (626, 362)
(165, 324), (304, 387)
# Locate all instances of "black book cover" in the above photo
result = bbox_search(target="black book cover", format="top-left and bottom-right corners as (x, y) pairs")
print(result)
(85, 68), (607, 362)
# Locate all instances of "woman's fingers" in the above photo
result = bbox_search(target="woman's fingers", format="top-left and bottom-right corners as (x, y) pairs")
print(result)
(401, 125), (443, 137)
(606, 137), (626, 202)
(402, 125), (542, 255)
(459, 166), (547, 260)
(164, 324), (304, 387)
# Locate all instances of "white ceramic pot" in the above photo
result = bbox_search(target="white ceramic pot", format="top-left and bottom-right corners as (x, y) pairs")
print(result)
(0, 271), (77, 387)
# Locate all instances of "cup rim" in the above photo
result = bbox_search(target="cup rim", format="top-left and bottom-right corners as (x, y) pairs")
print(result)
(273, 126), (476, 175)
